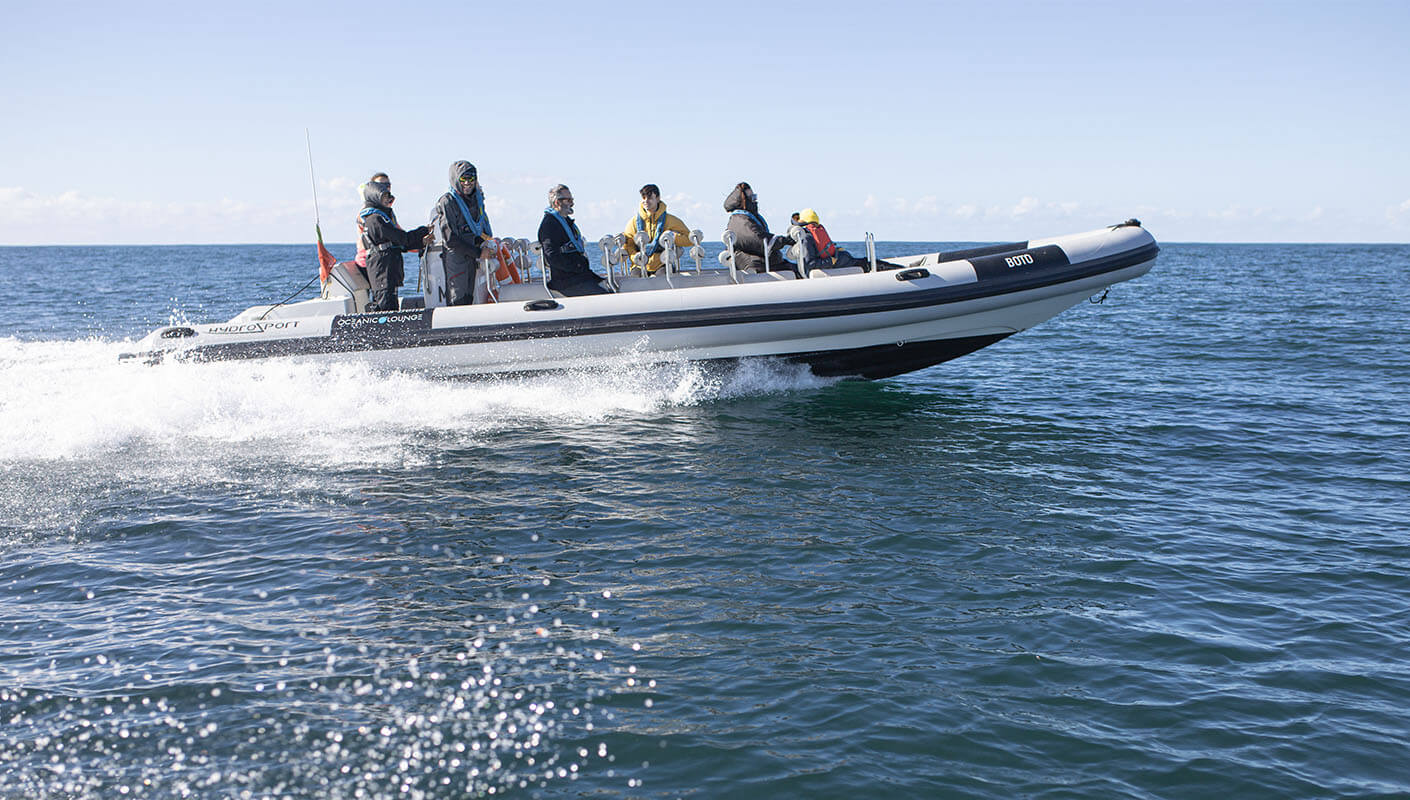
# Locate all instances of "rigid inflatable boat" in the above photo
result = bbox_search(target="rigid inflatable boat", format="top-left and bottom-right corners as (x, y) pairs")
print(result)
(122, 221), (1158, 380)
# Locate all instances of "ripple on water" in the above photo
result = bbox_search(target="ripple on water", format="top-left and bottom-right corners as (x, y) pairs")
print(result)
(3, 244), (1410, 797)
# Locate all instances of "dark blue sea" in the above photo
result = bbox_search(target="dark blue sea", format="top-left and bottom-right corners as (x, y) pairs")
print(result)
(2, 239), (1408, 799)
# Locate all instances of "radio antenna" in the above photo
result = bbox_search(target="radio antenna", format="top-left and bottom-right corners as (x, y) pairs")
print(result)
(306, 128), (322, 226)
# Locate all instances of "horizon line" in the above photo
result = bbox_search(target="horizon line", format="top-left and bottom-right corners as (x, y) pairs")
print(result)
(3, 240), (1408, 248)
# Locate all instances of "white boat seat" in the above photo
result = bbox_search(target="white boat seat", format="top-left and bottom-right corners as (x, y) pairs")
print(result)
(671, 272), (734, 288)
(737, 271), (797, 283)
(495, 283), (559, 301)
(616, 272), (735, 292)
(615, 275), (670, 293)
(808, 267), (866, 278)
(320, 263), (371, 312)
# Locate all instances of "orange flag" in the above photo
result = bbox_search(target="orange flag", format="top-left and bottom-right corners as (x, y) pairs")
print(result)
(316, 223), (337, 282)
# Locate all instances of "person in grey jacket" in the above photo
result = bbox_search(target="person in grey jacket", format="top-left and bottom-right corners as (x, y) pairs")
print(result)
(431, 161), (496, 305)
(724, 182), (797, 275)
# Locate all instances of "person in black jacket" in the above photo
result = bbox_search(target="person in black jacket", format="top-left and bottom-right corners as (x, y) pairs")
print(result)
(359, 181), (429, 312)
(724, 182), (797, 275)
(537, 184), (609, 296)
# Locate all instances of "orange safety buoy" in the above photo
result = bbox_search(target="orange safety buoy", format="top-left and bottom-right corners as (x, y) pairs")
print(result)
(495, 242), (522, 285)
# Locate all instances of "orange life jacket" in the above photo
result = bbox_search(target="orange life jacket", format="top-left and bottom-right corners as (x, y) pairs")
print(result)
(803, 223), (837, 261)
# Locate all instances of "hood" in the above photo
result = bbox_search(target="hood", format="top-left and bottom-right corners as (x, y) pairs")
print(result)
(724, 185), (745, 212)
(361, 180), (391, 209)
(638, 199), (669, 221)
(724, 185), (757, 214)
(449, 160), (477, 196)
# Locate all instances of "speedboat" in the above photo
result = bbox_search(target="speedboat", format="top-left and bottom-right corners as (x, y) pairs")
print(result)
(121, 220), (1158, 380)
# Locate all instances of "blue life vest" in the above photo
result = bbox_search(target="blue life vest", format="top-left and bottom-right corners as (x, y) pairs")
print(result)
(359, 207), (394, 225)
(450, 187), (492, 242)
(359, 207), (403, 252)
(545, 208), (585, 254)
(634, 209), (666, 257)
(730, 209), (768, 233)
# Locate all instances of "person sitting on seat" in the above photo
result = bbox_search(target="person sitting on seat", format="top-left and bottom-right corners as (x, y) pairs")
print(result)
(724, 182), (797, 275)
(431, 161), (497, 305)
(621, 184), (693, 276)
(537, 184), (610, 296)
(791, 208), (902, 272)
(792, 208), (867, 271)
(359, 180), (429, 312)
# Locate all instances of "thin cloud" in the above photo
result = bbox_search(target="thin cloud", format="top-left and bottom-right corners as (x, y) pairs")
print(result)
(4, 184), (1401, 244)
(1388, 199), (1410, 224)
(1011, 196), (1040, 216)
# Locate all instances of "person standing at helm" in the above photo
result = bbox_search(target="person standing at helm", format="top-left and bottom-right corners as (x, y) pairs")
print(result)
(621, 184), (692, 276)
(431, 161), (497, 305)
(359, 180), (430, 312)
(724, 182), (797, 275)
(354, 171), (390, 280)
(537, 184), (610, 297)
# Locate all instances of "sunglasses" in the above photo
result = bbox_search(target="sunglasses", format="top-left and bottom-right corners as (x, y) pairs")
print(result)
(459, 176), (476, 183)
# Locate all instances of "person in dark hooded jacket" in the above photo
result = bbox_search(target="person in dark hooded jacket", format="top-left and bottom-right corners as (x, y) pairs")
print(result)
(724, 182), (797, 275)
(431, 161), (496, 305)
(359, 180), (429, 312)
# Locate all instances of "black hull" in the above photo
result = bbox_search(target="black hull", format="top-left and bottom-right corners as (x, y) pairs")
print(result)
(788, 333), (1014, 379)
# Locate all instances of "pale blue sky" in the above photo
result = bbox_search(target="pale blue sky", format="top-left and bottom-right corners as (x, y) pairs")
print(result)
(3, 0), (1406, 245)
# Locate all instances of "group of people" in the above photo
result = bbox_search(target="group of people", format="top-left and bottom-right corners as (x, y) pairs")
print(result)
(351, 167), (870, 312)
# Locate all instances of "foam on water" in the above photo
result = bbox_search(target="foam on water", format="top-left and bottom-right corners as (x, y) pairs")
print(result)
(0, 336), (830, 466)
(0, 335), (831, 543)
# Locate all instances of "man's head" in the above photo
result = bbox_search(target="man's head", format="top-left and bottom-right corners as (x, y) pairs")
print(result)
(549, 184), (574, 216)
(370, 172), (389, 184)
(799, 208), (820, 225)
(451, 162), (477, 196)
(735, 182), (758, 212)
(640, 184), (661, 213)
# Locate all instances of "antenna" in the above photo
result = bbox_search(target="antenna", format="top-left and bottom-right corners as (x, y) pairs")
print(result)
(305, 128), (322, 226)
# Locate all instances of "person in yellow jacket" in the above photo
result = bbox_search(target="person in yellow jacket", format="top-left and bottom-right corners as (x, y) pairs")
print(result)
(622, 184), (693, 275)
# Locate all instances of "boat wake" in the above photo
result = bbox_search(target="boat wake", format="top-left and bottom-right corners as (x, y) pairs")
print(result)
(0, 336), (831, 466)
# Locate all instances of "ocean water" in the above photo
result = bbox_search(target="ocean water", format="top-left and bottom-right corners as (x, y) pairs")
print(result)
(1, 239), (1407, 799)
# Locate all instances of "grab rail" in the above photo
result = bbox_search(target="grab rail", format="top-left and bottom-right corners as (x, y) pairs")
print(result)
(720, 231), (739, 284)
(598, 235), (619, 292)
(659, 230), (677, 288)
(529, 241), (549, 293)
(688, 229), (705, 274)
